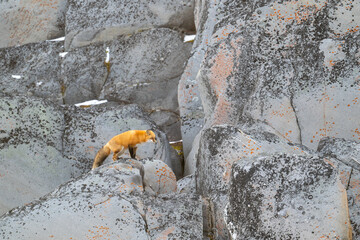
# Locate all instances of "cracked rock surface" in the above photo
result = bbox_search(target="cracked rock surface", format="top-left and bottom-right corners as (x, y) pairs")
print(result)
(0, 161), (202, 240)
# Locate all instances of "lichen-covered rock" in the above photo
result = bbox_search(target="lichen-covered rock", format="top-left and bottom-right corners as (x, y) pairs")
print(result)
(0, 163), (147, 239)
(0, 95), (78, 216)
(65, 0), (195, 49)
(318, 137), (360, 238)
(196, 125), (307, 238)
(62, 28), (192, 141)
(200, 0), (359, 149)
(177, 174), (196, 194)
(318, 137), (360, 171)
(0, 162), (203, 239)
(178, 0), (217, 161)
(0, 0), (66, 48)
(144, 193), (203, 240)
(0, 41), (64, 104)
(143, 159), (177, 195)
(119, 158), (177, 195)
(63, 104), (183, 179)
(179, 0), (360, 164)
(226, 154), (352, 239)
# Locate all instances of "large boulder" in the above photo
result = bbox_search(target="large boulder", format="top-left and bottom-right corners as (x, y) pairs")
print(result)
(0, 95), (78, 216)
(0, 0), (66, 48)
(226, 154), (352, 239)
(179, 0), (360, 169)
(0, 41), (64, 104)
(65, 0), (195, 50)
(196, 125), (307, 238)
(0, 95), (182, 216)
(200, 0), (360, 148)
(62, 28), (192, 141)
(178, 0), (217, 159)
(63, 103), (183, 179)
(318, 137), (360, 238)
(0, 162), (202, 239)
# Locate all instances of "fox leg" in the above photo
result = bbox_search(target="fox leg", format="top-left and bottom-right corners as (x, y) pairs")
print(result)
(128, 146), (137, 159)
(112, 148), (125, 161)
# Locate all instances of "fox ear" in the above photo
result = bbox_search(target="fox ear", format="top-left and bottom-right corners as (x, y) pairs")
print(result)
(146, 130), (152, 135)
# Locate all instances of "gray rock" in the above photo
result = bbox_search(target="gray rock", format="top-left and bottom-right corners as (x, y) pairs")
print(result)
(178, 52), (205, 161)
(65, 0), (195, 50)
(199, 0), (360, 149)
(149, 110), (181, 142)
(177, 174), (196, 194)
(0, 95), (78, 216)
(178, 0), (217, 162)
(63, 103), (183, 179)
(226, 153), (352, 239)
(179, 0), (360, 166)
(0, 41), (64, 104)
(0, 0), (66, 48)
(318, 137), (360, 171)
(119, 158), (178, 195)
(317, 137), (360, 238)
(144, 193), (203, 240)
(0, 162), (148, 239)
(196, 125), (307, 238)
(62, 28), (192, 141)
(0, 162), (202, 239)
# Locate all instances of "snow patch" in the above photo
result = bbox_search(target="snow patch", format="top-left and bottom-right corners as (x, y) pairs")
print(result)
(184, 35), (196, 42)
(48, 36), (65, 42)
(74, 99), (108, 107)
(105, 47), (110, 63)
(59, 52), (68, 57)
(11, 75), (21, 79)
(36, 82), (43, 87)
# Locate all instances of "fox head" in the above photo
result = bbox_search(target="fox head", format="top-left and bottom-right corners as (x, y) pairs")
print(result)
(146, 130), (157, 143)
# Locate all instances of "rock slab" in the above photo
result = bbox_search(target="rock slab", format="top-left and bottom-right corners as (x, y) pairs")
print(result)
(65, 0), (195, 49)
(226, 154), (352, 239)
(0, 162), (202, 239)
(0, 0), (66, 48)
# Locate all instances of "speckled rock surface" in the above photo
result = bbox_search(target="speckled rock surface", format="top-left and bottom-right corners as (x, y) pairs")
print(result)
(0, 97), (182, 216)
(0, 41), (64, 104)
(178, 0), (213, 161)
(0, 162), (202, 239)
(179, 0), (360, 174)
(198, 0), (359, 149)
(62, 28), (191, 141)
(0, 95), (77, 216)
(196, 125), (307, 238)
(0, 0), (66, 48)
(119, 158), (178, 195)
(63, 104), (183, 179)
(144, 193), (202, 239)
(226, 154), (352, 239)
(65, 0), (195, 49)
(318, 137), (360, 238)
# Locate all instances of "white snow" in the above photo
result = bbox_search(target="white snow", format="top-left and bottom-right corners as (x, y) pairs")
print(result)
(105, 47), (110, 63)
(74, 99), (108, 107)
(36, 82), (43, 86)
(48, 36), (65, 42)
(11, 75), (21, 79)
(59, 52), (68, 57)
(184, 35), (196, 42)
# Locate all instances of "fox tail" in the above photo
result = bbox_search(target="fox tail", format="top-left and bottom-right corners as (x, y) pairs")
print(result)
(92, 145), (111, 170)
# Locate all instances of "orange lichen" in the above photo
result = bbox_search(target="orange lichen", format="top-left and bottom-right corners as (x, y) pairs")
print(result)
(155, 226), (176, 240)
(4, 0), (59, 46)
(86, 225), (111, 240)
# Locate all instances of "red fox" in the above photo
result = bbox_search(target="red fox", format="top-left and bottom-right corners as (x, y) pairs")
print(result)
(92, 130), (156, 170)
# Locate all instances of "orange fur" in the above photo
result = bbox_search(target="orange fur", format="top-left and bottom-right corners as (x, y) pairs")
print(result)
(92, 130), (156, 170)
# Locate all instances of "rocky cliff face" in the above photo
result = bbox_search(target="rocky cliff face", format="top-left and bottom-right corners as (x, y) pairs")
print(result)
(0, 0), (359, 239)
